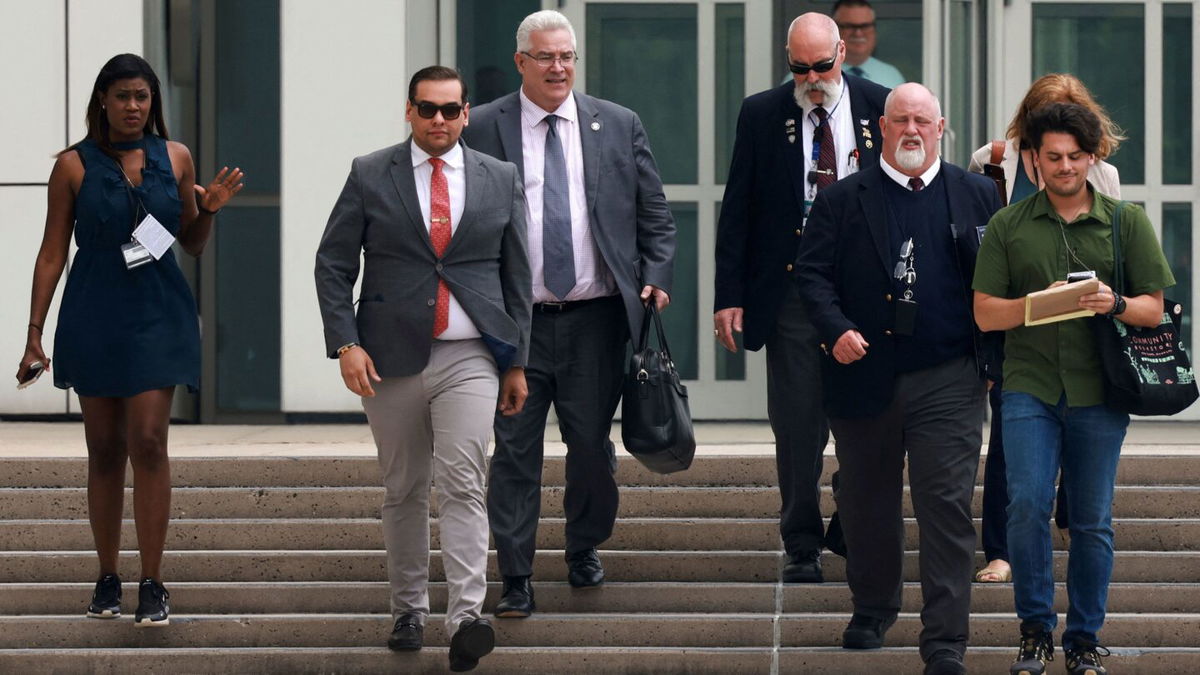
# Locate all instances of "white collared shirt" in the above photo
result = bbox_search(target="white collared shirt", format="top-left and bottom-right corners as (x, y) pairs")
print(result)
(518, 88), (616, 303)
(411, 141), (480, 340)
(880, 155), (942, 190)
(798, 77), (858, 193)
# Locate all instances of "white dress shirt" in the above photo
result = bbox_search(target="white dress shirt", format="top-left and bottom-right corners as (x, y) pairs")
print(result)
(797, 78), (857, 221)
(880, 155), (942, 190)
(411, 141), (480, 340)
(519, 88), (617, 303)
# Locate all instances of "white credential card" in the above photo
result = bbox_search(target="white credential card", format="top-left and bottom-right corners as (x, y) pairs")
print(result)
(132, 214), (176, 260)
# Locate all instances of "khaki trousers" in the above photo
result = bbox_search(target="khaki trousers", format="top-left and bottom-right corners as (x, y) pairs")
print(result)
(361, 339), (498, 633)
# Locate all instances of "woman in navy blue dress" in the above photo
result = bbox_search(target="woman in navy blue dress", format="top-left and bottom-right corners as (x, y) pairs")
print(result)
(16, 54), (244, 626)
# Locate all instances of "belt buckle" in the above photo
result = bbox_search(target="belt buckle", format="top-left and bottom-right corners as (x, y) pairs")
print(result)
(540, 301), (568, 313)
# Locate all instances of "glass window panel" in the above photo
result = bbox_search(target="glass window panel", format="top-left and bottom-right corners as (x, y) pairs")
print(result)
(456, 0), (538, 106)
(1164, 4), (1193, 184)
(587, 4), (697, 184)
(715, 4), (745, 184)
(946, 0), (978, 168)
(1032, 4), (1144, 184)
(215, 206), (281, 412)
(215, 0), (280, 194)
(714, 201), (745, 380)
(661, 202), (698, 380)
(1163, 203), (1193, 353)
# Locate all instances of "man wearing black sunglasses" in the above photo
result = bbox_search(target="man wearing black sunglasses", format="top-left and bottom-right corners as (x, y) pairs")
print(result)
(714, 12), (888, 586)
(316, 65), (532, 672)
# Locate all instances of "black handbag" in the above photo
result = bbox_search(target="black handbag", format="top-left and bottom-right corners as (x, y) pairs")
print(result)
(1091, 201), (1199, 416)
(620, 303), (696, 474)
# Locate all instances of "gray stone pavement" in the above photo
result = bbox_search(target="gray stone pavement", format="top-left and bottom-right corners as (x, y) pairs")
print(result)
(1, 419), (1197, 457)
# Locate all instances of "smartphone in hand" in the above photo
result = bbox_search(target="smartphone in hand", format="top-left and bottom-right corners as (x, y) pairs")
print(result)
(17, 362), (44, 390)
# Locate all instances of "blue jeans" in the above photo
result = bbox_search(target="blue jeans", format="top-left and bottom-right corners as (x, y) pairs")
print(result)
(1001, 390), (1128, 650)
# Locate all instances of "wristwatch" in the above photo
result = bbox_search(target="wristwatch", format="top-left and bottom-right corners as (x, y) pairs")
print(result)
(1107, 294), (1127, 317)
(336, 342), (359, 357)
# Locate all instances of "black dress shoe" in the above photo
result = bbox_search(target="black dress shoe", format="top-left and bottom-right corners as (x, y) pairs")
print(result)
(781, 551), (824, 583)
(495, 575), (535, 618)
(387, 611), (423, 651)
(924, 649), (967, 675)
(842, 612), (896, 649)
(566, 548), (604, 588)
(824, 512), (848, 558)
(449, 617), (495, 672)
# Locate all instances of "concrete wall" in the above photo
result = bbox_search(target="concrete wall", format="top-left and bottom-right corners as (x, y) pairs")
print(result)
(278, 0), (409, 412)
(0, 0), (142, 415)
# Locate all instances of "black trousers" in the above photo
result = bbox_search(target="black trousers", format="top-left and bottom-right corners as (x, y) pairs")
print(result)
(981, 386), (1071, 563)
(830, 355), (986, 662)
(765, 281), (832, 557)
(488, 296), (627, 578)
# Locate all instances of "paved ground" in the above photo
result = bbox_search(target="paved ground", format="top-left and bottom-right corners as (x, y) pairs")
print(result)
(1, 420), (1197, 457)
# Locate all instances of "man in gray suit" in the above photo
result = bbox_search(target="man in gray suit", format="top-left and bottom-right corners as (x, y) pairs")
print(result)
(462, 9), (675, 618)
(315, 66), (531, 673)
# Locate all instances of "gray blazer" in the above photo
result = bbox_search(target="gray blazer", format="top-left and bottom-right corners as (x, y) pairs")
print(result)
(462, 90), (675, 337)
(315, 139), (532, 376)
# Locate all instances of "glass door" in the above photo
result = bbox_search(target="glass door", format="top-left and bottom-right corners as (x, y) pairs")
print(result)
(552, 0), (774, 419)
(998, 0), (1200, 419)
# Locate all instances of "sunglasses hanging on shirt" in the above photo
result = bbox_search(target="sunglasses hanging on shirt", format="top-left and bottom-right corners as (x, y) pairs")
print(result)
(892, 237), (918, 335)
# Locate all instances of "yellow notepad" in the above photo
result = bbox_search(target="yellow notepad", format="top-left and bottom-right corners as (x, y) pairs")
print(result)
(1024, 279), (1100, 326)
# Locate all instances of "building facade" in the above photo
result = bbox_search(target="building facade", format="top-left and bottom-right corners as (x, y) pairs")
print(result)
(2, 0), (1196, 421)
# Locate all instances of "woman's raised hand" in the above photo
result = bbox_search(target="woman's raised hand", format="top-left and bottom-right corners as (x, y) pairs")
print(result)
(193, 166), (245, 213)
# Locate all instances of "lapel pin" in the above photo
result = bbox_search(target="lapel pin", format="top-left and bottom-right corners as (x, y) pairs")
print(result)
(859, 119), (869, 126)
(788, 134), (796, 144)
(785, 118), (795, 127)
(865, 139), (874, 149)
(591, 121), (600, 131)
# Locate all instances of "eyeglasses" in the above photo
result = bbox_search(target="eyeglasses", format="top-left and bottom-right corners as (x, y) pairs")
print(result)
(788, 57), (837, 75)
(520, 51), (578, 67)
(411, 100), (464, 120)
(837, 21), (876, 32)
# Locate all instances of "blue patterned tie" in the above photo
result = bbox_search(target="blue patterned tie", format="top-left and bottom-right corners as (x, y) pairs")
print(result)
(542, 114), (576, 299)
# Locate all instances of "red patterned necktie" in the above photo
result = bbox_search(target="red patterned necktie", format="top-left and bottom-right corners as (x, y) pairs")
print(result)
(813, 107), (837, 191)
(908, 176), (925, 192)
(429, 157), (451, 337)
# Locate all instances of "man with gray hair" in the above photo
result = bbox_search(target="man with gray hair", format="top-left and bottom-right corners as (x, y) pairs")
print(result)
(714, 12), (888, 584)
(463, 9), (675, 618)
(795, 83), (1001, 674)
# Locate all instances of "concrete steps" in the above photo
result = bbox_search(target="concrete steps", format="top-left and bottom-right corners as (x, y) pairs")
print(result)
(0, 452), (1196, 673)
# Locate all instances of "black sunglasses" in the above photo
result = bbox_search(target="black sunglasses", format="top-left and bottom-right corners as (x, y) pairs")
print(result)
(411, 100), (464, 120)
(788, 58), (837, 75)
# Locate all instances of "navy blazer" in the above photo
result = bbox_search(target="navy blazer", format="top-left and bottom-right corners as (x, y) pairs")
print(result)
(463, 90), (676, 338)
(795, 161), (1002, 418)
(714, 74), (890, 351)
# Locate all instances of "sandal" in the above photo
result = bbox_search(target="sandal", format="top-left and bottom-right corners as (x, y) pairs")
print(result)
(974, 559), (1012, 583)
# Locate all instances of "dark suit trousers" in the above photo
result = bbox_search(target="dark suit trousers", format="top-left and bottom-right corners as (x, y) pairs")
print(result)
(489, 296), (627, 578)
(765, 280), (831, 557)
(830, 355), (985, 661)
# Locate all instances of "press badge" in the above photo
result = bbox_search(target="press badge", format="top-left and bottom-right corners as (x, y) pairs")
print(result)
(121, 240), (153, 269)
(122, 214), (174, 271)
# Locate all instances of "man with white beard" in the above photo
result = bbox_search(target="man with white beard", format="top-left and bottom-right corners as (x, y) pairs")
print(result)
(795, 83), (1001, 675)
(714, 12), (888, 585)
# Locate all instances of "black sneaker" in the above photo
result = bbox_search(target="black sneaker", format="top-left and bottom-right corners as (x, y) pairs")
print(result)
(86, 573), (122, 619)
(134, 578), (170, 627)
(1010, 622), (1055, 675)
(1064, 641), (1110, 675)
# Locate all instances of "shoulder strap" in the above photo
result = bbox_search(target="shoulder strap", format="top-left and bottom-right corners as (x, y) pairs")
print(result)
(1111, 200), (1126, 295)
(989, 140), (1005, 166)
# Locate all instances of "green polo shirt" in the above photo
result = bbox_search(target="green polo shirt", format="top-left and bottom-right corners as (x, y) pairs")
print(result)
(972, 188), (1175, 407)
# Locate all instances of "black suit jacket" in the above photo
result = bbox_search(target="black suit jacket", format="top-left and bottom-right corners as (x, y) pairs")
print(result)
(714, 75), (889, 351)
(463, 90), (676, 338)
(795, 161), (1002, 418)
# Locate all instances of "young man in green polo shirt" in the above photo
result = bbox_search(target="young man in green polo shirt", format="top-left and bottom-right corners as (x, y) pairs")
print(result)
(973, 103), (1175, 675)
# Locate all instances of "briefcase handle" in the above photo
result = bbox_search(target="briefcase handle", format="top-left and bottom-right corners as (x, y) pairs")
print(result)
(636, 303), (676, 369)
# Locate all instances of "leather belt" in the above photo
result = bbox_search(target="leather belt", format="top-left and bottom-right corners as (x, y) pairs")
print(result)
(533, 295), (619, 314)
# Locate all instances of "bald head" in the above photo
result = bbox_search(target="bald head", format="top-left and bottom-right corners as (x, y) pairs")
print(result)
(786, 13), (846, 106)
(880, 83), (945, 176)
